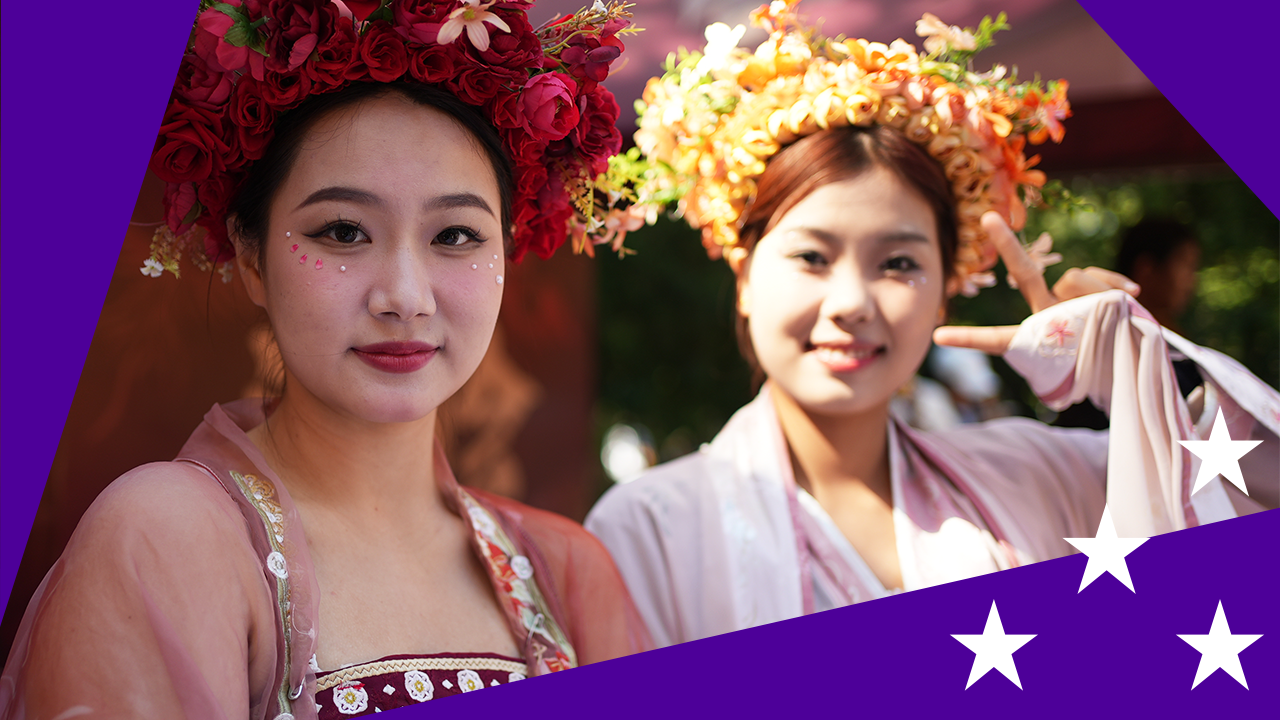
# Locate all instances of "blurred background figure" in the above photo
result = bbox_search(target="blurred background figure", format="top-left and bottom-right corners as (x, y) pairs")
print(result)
(1116, 218), (1201, 333)
(892, 346), (1014, 432)
(1055, 218), (1205, 429)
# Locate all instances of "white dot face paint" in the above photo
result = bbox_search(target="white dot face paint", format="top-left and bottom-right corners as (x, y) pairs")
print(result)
(496, 275), (504, 285)
(286, 231), (292, 238)
(471, 264), (477, 269)
(488, 263), (493, 268)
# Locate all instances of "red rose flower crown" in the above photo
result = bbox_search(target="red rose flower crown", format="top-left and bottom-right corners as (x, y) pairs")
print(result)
(146, 0), (644, 281)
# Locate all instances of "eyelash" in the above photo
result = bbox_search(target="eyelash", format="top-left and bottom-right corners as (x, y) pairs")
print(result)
(435, 226), (487, 247)
(794, 250), (829, 268)
(882, 255), (921, 274)
(303, 221), (488, 248)
(306, 218), (369, 245)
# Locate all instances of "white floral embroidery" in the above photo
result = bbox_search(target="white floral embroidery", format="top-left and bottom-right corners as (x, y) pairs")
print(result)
(405, 669), (434, 701)
(266, 551), (289, 579)
(442, 679), (453, 689)
(383, 684), (395, 695)
(468, 506), (497, 538)
(508, 671), (526, 683)
(309, 654), (321, 673)
(490, 679), (501, 687)
(457, 669), (484, 692)
(333, 682), (369, 714)
(510, 555), (534, 579)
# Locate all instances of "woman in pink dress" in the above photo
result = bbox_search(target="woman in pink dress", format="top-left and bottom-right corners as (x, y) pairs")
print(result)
(586, 2), (1278, 648)
(2, 2), (649, 717)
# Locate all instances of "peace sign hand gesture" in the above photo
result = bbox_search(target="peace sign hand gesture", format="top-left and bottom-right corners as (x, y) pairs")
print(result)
(933, 212), (1141, 355)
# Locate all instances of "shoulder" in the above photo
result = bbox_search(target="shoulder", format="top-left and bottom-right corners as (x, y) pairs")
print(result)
(587, 450), (717, 532)
(74, 461), (245, 546)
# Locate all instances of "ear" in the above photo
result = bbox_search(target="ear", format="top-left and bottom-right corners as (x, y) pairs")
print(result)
(229, 216), (267, 309)
(727, 246), (752, 317)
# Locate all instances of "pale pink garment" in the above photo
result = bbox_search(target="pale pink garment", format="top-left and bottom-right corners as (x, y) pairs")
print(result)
(1, 400), (650, 719)
(586, 291), (1279, 648)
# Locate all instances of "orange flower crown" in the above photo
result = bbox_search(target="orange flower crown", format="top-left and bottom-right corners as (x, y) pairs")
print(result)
(629, 1), (1072, 294)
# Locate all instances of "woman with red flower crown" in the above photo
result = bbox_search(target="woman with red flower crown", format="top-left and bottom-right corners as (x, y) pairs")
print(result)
(0, 1), (650, 717)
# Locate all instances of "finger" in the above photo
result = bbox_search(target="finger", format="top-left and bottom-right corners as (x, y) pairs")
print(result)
(933, 325), (1020, 356)
(981, 212), (1056, 312)
(1052, 267), (1141, 301)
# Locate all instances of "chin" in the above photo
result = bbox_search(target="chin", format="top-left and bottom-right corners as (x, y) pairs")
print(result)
(782, 377), (896, 419)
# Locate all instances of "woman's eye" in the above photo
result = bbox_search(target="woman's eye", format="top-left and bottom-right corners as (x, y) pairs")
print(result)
(794, 250), (828, 267)
(314, 222), (369, 245)
(435, 226), (485, 247)
(883, 255), (921, 273)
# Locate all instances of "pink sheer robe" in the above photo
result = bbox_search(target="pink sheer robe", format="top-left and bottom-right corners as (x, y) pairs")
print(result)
(1, 400), (650, 719)
(586, 290), (1279, 648)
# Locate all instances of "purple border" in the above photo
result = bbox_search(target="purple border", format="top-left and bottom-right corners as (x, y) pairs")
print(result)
(2, 0), (1276, 715)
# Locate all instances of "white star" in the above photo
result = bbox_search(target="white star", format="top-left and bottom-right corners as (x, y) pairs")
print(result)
(1177, 601), (1262, 689)
(1179, 408), (1262, 494)
(952, 602), (1037, 689)
(1064, 504), (1148, 592)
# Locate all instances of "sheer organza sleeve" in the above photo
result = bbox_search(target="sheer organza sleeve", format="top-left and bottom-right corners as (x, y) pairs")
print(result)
(1, 463), (280, 720)
(485, 494), (653, 665)
(1002, 289), (1280, 536)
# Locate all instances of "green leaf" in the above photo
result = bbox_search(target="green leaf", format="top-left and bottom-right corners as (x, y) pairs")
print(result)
(212, 2), (247, 23)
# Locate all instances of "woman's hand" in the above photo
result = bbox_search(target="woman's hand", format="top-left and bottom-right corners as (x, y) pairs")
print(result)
(933, 212), (1141, 355)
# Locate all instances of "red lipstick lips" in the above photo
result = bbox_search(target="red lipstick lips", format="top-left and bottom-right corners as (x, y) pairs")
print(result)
(352, 341), (438, 374)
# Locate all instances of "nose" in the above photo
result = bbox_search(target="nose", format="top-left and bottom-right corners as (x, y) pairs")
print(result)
(367, 240), (437, 321)
(821, 261), (875, 327)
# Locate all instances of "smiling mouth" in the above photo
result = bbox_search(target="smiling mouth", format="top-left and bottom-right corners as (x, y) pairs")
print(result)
(351, 341), (439, 374)
(809, 344), (884, 372)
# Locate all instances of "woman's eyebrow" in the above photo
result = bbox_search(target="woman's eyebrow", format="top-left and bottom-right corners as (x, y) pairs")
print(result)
(296, 186), (384, 211)
(427, 192), (495, 217)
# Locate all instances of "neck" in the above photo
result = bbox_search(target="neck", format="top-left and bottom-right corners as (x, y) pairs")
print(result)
(768, 380), (892, 506)
(247, 379), (444, 522)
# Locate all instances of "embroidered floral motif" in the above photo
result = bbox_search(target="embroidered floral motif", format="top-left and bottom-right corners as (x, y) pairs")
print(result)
(310, 654), (321, 673)
(1036, 315), (1083, 359)
(267, 551), (289, 579)
(457, 669), (484, 692)
(510, 555), (534, 579)
(468, 506), (497, 538)
(405, 669), (434, 702)
(508, 671), (526, 683)
(333, 682), (369, 715)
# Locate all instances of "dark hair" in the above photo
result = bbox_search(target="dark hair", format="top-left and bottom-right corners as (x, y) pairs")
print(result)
(733, 125), (960, 379)
(229, 82), (515, 265)
(1115, 218), (1198, 277)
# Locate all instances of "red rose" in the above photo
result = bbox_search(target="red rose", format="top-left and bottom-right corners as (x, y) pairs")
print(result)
(305, 15), (357, 91)
(164, 182), (200, 234)
(560, 38), (623, 89)
(447, 63), (521, 106)
(347, 21), (409, 82)
(473, 9), (543, 70)
(343, 0), (382, 23)
(517, 73), (579, 142)
(407, 41), (459, 84)
(265, 0), (339, 73)
(261, 70), (313, 110)
(192, 0), (267, 78)
(502, 128), (546, 166)
(176, 54), (233, 109)
(200, 215), (235, 264)
(486, 90), (522, 130)
(228, 77), (276, 161)
(151, 102), (231, 184)
(197, 171), (245, 228)
(393, 0), (450, 44)
(523, 203), (573, 260)
(573, 85), (622, 176)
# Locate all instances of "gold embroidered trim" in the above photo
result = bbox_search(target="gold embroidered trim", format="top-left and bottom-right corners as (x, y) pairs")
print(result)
(316, 657), (528, 691)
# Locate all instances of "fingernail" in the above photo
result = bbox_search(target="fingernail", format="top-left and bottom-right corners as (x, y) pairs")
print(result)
(1125, 281), (1140, 294)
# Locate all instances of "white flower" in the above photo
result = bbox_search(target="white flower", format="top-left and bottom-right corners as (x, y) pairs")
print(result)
(915, 13), (977, 55)
(456, 669), (484, 693)
(332, 682), (369, 714)
(591, 0), (607, 12)
(468, 506), (497, 538)
(217, 262), (234, 284)
(405, 669), (434, 701)
(438, 0), (510, 53)
(695, 23), (746, 76)
(508, 671), (526, 683)
(140, 258), (164, 278)
(510, 555), (534, 580)
(266, 551), (289, 580)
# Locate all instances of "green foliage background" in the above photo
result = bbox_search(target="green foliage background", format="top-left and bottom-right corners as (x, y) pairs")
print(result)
(594, 170), (1278, 496)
